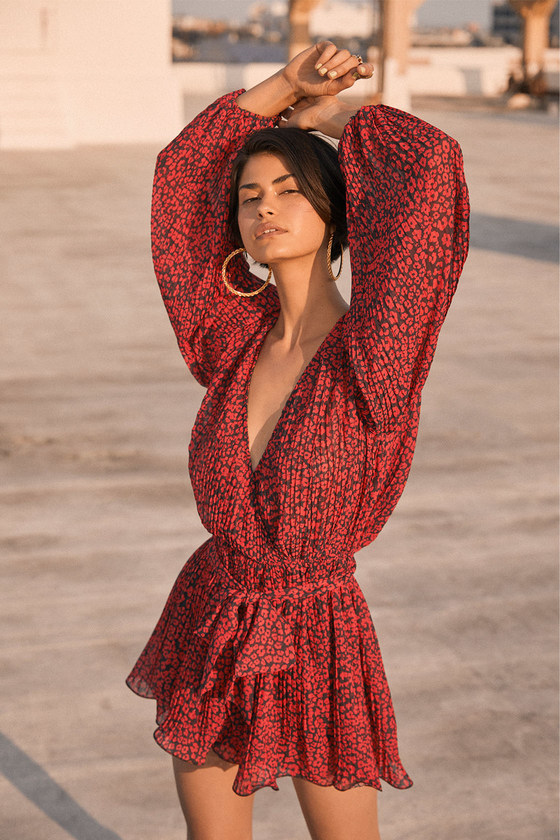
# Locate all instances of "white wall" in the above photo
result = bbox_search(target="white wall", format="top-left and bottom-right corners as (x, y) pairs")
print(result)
(0, 0), (181, 148)
(409, 46), (522, 97)
(172, 61), (380, 103)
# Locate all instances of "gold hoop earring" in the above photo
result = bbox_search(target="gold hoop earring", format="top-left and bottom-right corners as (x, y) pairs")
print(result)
(326, 233), (343, 282)
(222, 248), (272, 297)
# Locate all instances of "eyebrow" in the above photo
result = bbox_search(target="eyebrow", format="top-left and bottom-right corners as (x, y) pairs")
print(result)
(238, 173), (296, 192)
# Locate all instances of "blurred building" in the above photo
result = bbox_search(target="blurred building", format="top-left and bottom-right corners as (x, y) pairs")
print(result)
(172, 0), (383, 62)
(3, 0), (558, 149)
(248, 1), (289, 39)
(492, 1), (559, 47)
(172, 2), (288, 62)
(411, 26), (480, 47)
(310, 0), (380, 42)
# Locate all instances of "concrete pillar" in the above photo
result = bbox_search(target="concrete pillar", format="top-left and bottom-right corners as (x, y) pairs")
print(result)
(288, 0), (322, 60)
(381, 0), (426, 110)
(509, 0), (557, 91)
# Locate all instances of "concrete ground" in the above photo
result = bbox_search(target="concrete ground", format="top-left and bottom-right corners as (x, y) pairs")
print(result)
(1, 95), (558, 840)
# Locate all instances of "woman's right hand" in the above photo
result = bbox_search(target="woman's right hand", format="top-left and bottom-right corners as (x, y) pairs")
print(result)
(281, 41), (373, 100)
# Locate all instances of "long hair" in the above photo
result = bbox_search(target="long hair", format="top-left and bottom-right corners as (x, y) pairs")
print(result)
(228, 127), (347, 262)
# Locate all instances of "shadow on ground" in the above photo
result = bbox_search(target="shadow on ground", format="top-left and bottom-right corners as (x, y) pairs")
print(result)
(0, 733), (122, 840)
(470, 213), (558, 263)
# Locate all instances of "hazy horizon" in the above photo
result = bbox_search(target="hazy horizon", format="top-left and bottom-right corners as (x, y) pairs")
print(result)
(173, 0), (494, 29)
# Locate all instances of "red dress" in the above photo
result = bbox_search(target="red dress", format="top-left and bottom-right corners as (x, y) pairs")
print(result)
(126, 91), (470, 797)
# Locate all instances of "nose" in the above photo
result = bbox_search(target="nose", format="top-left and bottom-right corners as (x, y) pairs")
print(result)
(257, 204), (275, 217)
(257, 192), (277, 217)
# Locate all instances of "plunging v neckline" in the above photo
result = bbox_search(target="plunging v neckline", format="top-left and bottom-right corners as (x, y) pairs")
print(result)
(244, 311), (348, 476)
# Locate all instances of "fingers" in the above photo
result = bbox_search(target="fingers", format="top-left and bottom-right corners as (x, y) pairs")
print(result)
(279, 97), (318, 129)
(350, 62), (374, 82)
(324, 61), (373, 96)
(314, 41), (338, 70)
(278, 99), (304, 126)
(317, 47), (354, 79)
(314, 44), (374, 84)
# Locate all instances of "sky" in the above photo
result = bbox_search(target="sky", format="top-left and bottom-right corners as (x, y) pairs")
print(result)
(173, 0), (495, 30)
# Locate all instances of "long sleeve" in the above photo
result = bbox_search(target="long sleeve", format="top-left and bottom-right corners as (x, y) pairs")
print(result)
(151, 91), (280, 387)
(338, 104), (470, 431)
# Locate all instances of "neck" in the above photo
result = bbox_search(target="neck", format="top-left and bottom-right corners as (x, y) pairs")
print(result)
(269, 248), (348, 347)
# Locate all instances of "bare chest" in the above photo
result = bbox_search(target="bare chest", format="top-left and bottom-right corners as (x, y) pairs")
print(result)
(246, 339), (321, 473)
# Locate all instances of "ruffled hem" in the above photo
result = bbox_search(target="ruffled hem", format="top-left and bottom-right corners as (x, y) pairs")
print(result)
(152, 737), (412, 798)
(126, 673), (413, 796)
(126, 538), (413, 797)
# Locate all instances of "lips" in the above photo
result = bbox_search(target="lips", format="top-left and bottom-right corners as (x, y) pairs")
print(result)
(255, 223), (287, 239)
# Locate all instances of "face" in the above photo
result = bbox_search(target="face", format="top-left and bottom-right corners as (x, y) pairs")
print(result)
(236, 153), (330, 267)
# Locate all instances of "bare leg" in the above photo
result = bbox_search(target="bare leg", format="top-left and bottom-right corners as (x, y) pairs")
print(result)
(292, 777), (381, 840)
(172, 749), (255, 840)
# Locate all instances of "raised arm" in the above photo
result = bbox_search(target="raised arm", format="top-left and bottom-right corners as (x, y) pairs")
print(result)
(279, 90), (469, 428)
(337, 103), (470, 430)
(152, 93), (279, 387)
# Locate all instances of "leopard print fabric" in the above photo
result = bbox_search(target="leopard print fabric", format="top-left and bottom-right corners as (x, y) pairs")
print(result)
(126, 91), (470, 797)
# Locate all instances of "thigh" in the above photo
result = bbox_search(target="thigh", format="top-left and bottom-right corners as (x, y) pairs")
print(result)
(292, 777), (381, 840)
(172, 750), (255, 840)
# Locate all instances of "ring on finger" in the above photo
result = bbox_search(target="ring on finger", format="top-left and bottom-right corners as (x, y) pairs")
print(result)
(353, 54), (363, 64)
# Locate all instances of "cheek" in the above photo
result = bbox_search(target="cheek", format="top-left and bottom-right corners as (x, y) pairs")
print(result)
(296, 205), (328, 244)
(237, 210), (251, 243)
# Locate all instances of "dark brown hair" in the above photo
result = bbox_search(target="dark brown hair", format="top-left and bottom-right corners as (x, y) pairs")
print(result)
(228, 127), (347, 262)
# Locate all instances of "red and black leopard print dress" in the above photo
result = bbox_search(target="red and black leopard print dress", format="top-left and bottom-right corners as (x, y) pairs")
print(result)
(126, 90), (470, 797)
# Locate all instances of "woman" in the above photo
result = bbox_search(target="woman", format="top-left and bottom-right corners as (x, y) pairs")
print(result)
(127, 42), (469, 840)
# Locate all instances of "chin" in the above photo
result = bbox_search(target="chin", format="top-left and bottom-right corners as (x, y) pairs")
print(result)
(250, 247), (285, 265)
